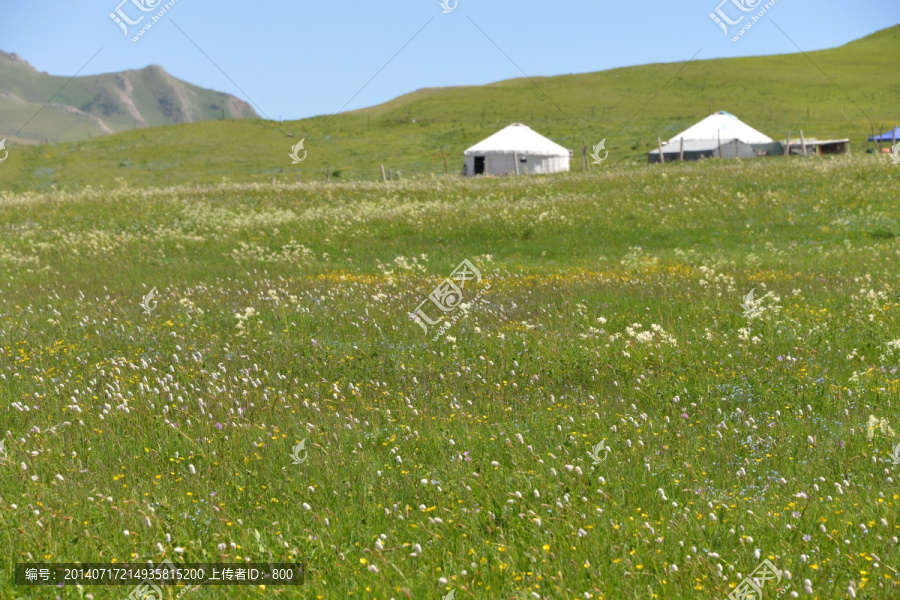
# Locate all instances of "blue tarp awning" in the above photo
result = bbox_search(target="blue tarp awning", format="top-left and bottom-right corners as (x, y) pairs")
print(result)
(869, 126), (900, 142)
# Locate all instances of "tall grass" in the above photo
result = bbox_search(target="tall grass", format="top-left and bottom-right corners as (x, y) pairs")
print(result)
(0, 154), (898, 599)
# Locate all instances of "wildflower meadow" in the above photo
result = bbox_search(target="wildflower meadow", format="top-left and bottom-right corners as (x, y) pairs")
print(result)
(1, 154), (898, 599)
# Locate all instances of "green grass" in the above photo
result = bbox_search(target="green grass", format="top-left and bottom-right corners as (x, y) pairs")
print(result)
(0, 153), (899, 599)
(1, 25), (898, 193)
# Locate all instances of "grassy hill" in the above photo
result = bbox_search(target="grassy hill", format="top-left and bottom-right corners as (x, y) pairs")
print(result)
(0, 25), (898, 192)
(0, 51), (258, 144)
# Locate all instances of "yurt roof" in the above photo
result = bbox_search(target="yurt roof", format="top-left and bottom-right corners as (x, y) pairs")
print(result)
(465, 123), (570, 156)
(667, 111), (772, 144)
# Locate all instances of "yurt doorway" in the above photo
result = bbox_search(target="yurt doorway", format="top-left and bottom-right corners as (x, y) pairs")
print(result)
(473, 156), (485, 175)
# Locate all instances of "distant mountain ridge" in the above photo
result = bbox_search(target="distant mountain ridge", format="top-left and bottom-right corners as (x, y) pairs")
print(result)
(0, 50), (258, 143)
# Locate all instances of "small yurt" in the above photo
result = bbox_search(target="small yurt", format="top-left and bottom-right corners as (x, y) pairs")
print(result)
(649, 111), (777, 163)
(464, 123), (570, 176)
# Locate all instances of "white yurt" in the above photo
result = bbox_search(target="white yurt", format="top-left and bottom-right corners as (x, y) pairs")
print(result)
(463, 123), (571, 176)
(649, 111), (777, 162)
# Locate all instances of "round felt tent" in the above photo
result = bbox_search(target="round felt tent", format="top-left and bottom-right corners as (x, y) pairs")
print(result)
(649, 111), (778, 162)
(463, 123), (571, 176)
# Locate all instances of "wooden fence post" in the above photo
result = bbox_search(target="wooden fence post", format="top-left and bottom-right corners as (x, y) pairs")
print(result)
(657, 137), (665, 164)
(514, 151), (520, 176)
(679, 137), (684, 162)
(799, 130), (808, 157)
(786, 131), (791, 157)
(381, 164), (387, 183)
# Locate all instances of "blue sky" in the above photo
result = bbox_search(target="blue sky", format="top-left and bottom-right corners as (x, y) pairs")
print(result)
(1, 0), (898, 121)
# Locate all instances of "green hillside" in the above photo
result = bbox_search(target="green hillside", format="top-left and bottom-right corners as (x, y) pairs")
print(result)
(0, 51), (258, 144)
(1, 25), (898, 191)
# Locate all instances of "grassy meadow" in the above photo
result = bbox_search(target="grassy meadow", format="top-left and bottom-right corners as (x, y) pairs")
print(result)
(0, 152), (899, 599)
